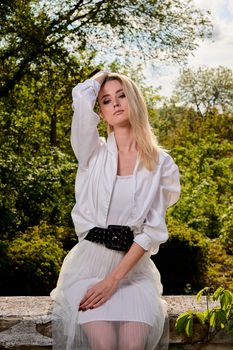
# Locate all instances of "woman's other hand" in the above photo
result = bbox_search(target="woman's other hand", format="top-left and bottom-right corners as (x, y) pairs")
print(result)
(79, 275), (119, 311)
(90, 70), (108, 85)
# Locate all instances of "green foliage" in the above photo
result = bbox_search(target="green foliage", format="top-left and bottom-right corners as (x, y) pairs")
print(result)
(0, 148), (76, 239)
(0, 52), (97, 155)
(155, 92), (233, 293)
(0, 223), (77, 295)
(175, 287), (233, 343)
(206, 241), (233, 291)
(176, 312), (194, 337)
(157, 104), (233, 244)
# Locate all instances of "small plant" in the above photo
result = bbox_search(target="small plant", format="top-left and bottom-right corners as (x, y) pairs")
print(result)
(175, 286), (233, 344)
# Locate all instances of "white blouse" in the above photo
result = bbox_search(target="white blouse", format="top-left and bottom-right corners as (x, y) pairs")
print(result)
(71, 79), (181, 255)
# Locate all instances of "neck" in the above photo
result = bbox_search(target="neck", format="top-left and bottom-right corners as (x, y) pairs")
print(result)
(113, 126), (137, 153)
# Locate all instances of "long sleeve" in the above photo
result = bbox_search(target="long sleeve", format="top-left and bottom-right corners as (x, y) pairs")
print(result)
(134, 153), (181, 255)
(71, 79), (102, 168)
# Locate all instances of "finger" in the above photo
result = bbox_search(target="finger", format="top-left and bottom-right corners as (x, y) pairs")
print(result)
(86, 296), (105, 310)
(81, 294), (102, 308)
(79, 295), (94, 308)
(91, 71), (108, 84)
(80, 289), (96, 305)
(79, 291), (103, 308)
(92, 297), (106, 309)
(79, 295), (104, 311)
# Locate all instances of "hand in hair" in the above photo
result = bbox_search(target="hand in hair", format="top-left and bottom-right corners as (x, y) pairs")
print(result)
(90, 70), (108, 85)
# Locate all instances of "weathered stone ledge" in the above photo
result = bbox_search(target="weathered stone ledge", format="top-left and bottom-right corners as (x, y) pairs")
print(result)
(0, 296), (232, 349)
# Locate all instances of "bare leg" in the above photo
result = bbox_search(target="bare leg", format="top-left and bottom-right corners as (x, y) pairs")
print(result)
(82, 321), (117, 350)
(118, 321), (151, 350)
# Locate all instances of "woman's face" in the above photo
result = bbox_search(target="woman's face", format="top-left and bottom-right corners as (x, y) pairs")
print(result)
(98, 79), (130, 128)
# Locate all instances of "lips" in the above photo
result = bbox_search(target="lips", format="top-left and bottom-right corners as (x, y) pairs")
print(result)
(113, 110), (124, 116)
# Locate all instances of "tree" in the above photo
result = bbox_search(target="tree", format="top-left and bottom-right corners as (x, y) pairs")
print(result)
(174, 66), (233, 115)
(0, 0), (211, 97)
(0, 51), (98, 157)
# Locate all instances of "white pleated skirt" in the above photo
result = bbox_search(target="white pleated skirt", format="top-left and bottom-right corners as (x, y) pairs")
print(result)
(50, 240), (169, 350)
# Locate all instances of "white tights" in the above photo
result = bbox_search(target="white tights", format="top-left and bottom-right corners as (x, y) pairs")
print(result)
(82, 320), (151, 350)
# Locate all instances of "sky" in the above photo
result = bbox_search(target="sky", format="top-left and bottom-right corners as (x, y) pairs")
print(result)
(144, 0), (233, 97)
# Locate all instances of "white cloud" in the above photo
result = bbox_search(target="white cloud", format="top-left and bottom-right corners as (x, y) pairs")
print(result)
(187, 0), (233, 68)
(188, 1), (233, 70)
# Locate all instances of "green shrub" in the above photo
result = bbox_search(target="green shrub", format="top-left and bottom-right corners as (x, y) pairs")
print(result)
(175, 287), (233, 343)
(152, 216), (209, 294)
(206, 240), (233, 292)
(22, 222), (78, 252)
(0, 149), (76, 240)
(0, 224), (77, 295)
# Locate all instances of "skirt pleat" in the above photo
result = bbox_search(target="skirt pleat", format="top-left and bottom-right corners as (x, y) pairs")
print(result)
(51, 240), (169, 350)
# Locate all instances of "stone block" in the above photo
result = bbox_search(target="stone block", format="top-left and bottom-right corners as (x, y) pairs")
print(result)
(0, 296), (232, 349)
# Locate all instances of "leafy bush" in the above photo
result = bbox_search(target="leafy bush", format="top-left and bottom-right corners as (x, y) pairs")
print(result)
(0, 149), (76, 240)
(175, 287), (233, 344)
(157, 109), (232, 250)
(207, 240), (233, 291)
(0, 224), (77, 295)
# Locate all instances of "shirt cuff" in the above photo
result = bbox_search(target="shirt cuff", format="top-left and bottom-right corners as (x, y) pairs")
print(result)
(134, 233), (155, 252)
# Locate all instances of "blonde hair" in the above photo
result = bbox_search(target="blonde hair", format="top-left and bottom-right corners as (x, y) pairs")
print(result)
(100, 73), (160, 171)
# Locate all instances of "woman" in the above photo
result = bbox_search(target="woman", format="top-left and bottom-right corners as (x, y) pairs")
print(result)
(51, 71), (180, 350)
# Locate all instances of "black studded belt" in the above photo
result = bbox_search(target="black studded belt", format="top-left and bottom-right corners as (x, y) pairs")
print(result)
(84, 225), (134, 252)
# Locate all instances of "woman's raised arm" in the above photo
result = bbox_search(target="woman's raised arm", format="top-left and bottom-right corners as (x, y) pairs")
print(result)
(71, 71), (108, 168)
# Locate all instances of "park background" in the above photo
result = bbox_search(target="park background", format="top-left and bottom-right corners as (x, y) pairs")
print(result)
(0, 0), (232, 296)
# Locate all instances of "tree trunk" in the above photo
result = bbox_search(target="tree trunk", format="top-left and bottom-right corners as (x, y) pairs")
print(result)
(50, 112), (57, 147)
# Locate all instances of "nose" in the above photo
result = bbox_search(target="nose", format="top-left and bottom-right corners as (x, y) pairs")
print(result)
(113, 95), (120, 108)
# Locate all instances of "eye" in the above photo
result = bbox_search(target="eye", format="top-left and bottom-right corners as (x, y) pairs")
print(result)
(119, 93), (126, 98)
(103, 99), (111, 105)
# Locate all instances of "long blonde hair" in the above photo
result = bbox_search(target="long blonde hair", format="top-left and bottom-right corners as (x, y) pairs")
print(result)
(100, 73), (160, 171)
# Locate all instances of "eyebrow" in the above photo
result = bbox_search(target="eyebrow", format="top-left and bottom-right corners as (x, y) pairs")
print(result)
(100, 89), (124, 100)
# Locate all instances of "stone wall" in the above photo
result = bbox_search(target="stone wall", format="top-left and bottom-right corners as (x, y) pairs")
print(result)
(0, 296), (232, 349)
